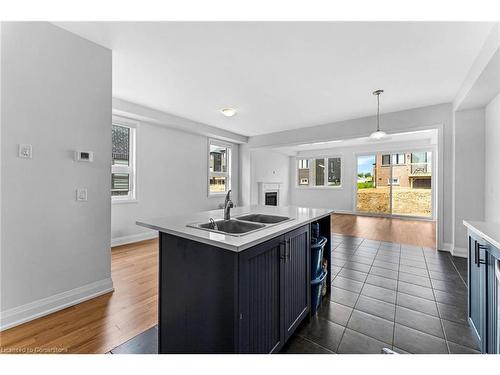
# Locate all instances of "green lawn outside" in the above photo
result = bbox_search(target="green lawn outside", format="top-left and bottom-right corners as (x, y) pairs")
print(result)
(357, 181), (374, 189)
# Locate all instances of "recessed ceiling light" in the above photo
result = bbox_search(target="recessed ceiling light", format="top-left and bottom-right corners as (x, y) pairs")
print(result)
(220, 108), (236, 117)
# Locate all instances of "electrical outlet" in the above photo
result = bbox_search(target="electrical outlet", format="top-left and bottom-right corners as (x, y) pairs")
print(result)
(76, 188), (88, 202)
(18, 144), (32, 159)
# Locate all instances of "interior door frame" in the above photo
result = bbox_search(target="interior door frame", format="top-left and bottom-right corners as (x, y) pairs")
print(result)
(354, 145), (437, 221)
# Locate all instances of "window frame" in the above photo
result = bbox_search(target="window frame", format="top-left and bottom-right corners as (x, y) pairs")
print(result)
(295, 155), (343, 189)
(111, 116), (138, 204)
(207, 138), (232, 197)
(387, 177), (400, 185)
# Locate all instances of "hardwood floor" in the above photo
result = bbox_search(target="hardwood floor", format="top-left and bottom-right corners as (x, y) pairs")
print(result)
(0, 239), (158, 354)
(332, 213), (436, 249)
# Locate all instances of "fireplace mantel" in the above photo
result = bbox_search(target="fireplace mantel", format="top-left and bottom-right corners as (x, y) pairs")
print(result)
(258, 182), (282, 206)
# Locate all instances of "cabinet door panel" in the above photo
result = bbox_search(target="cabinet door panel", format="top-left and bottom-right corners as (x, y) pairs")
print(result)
(284, 225), (310, 340)
(486, 252), (498, 353)
(239, 236), (284, 353)
(468, 235), (486, 352)
(469, 237), (481, 338)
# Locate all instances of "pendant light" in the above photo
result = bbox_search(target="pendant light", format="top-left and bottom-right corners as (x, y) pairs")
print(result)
(370, 89), (387, 140)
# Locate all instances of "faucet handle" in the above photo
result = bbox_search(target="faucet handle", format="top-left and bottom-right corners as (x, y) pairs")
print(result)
(209, 218), (218, 230)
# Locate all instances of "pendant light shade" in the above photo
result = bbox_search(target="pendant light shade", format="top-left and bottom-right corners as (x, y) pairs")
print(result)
(370, 89), (387, 140)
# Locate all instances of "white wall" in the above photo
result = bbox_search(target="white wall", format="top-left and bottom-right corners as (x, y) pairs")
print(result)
(239, 143), (252, 207)
(249, 150), (290, 206)
(1, 23), (112, 329)
(111, 120), (239, 245)
(290, 139), (437, 215)
(453, 109), (485, 252)
(248, 103), (452, 249)
(485, 93), (500, 223)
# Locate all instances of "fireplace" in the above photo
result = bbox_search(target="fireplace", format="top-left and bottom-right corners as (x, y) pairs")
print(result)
(265, 191), (278, 206)
(258, 182), (281, 206)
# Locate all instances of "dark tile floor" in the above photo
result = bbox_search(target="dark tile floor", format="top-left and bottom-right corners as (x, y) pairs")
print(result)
(281, 234), (480, 354)
(110, 325), (158, 354)
(110, 234), (480, 354)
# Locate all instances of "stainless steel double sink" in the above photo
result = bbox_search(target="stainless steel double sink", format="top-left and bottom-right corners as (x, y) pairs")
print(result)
(187, 213), (294, 237)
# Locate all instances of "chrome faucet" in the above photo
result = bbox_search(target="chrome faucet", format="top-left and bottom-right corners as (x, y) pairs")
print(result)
(224, 189), (234, 220)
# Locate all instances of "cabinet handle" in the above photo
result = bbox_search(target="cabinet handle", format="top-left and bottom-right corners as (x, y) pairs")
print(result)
(280, 241), (287, 261)
(478, 244), (488, 265)
(474, 241), (478, 266)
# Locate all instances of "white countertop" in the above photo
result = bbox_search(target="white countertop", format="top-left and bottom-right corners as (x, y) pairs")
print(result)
(137, 205), (334, 252)
(463, 220), (500, 250)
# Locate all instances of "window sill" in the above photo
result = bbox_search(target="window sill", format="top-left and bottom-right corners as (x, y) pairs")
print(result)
(208, 192), (228, 198)
(112, 198), (138, 205)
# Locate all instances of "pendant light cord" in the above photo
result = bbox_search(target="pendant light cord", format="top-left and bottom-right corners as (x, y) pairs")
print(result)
(376, 93), (380, 132)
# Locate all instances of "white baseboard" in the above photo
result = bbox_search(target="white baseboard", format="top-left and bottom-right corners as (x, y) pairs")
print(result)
(111, 231), (157, 247)
(451, 246), (468, 258)
(442, 242), (453, 252)
(442, 242), (467, 258)
(0, 277), (114, 331)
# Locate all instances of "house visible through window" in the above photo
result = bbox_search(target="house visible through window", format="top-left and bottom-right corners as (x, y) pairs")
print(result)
(297, 159), (310, 185)
(112, 120), (136, 201)
(209, 140), (231, 195)
(297, 157), (342, 188)
(327, 157), (341, 186)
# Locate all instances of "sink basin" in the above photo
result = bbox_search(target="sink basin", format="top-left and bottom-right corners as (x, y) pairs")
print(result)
(236, 213), (291, 224)
(193, 219), (265, 236)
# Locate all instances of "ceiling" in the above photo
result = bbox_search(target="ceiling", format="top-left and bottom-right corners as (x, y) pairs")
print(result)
(54, 22), (493, 137)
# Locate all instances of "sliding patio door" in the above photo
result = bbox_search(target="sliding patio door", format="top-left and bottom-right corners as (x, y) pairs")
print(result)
(356, 151), (432, 218)
(356, 154), (390, 215)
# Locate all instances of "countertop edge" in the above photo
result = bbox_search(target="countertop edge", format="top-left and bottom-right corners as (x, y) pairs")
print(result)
(137, 210), (333, 252)
(463, 220), (500, 250)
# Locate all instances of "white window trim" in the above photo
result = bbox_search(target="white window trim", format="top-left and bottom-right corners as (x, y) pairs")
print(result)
(208, 138), (232, 197)
(112, 116), (138, 204)
(295, 155), (343, 189)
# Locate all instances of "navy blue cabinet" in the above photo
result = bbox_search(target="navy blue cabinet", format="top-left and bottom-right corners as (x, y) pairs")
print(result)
(238, 235), (285, 353)
(238, 225), (310, 353)
(468, 234), (487, 351)
(468, 231), (500, 354)
(283, 226), (310, 341)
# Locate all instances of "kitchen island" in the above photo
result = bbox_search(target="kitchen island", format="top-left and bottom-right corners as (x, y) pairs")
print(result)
(137, 205), (334, 354)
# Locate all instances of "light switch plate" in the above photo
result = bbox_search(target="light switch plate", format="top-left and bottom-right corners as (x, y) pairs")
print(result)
(76, 188), (88, 201)
(18, 144), (32, 159)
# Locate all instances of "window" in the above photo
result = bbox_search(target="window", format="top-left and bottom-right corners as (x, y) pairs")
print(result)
(382, 154), (391, 165)
(383, 153), (405, 165)
(314, 159), (325, 186)
(296, 157), (342, 188)
(297, 159), (310, 185)
(298, 159), (309, 169)
(112, 119), (136, 201)
(393, 154), (405, 165)
(327, 157), (342, 186)
(208, 139), (231, 195)
(387, 177), (400, 185)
